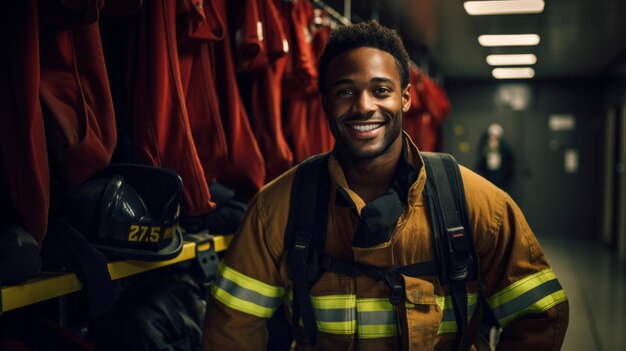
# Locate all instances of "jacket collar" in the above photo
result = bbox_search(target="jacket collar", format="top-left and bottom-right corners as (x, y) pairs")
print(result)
(328, 132), (427, 214)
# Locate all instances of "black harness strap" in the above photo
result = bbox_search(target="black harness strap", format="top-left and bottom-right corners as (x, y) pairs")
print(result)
(422, 152), (475, 351)
(286, 152), (485, 350)
(286, 154), (331, 345)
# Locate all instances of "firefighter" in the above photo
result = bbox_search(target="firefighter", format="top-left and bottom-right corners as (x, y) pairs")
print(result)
(203, 20), (568, 351)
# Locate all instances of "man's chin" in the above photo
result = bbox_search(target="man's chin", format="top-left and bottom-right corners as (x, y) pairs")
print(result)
(348, 145), (386, 159)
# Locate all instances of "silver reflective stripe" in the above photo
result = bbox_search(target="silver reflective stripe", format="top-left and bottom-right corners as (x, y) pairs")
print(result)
(314, 307), (354, 323)
(359, 310), (396, 325)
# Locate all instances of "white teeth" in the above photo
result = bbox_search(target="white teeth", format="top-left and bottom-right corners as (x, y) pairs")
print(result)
(349, 123), (382, 132)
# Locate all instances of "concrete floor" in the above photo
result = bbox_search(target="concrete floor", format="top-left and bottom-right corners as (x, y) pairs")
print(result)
(538, 233), (626, 351)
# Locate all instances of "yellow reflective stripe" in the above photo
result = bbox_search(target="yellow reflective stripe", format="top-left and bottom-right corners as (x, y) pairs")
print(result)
(489, 268), (555, 308)
(311, 294), (356, 309)
(437, 321), (458, 335)
(211, 264), (285, 318)
(359, 324), (397, 339)
(311, 294), (357, 334)
(358, 298), (393, 312)
(317, 320), (356, 334)
(211, 284), (276, 318)
(435, 293), (478, 335)
(218, 264), (285, 297)
(487, 268), (567, 327)
(435, 293), (478, 310)
(497, 288), (568, 327)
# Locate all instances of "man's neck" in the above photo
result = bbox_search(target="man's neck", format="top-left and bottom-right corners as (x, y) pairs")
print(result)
(336, 138), (403, 204)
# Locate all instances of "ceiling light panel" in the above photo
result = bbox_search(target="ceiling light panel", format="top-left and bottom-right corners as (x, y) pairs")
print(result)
(478, 34), (541, 46)
(464, 0), (545, 15)
(492, 67), (536, 79)
(487, 54), (537, 65)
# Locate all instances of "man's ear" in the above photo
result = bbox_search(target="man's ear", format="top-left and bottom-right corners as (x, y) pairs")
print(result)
(402, 84), (412, 112)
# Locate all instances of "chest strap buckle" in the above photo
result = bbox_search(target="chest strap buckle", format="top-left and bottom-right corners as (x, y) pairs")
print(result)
(385, 275), (404, 306)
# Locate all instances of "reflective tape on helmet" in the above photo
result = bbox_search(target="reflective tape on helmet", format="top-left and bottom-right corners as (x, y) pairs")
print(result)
(487, 267), (567, 327)
(434, 293), (478, 335)
(211, 263), (285, 318)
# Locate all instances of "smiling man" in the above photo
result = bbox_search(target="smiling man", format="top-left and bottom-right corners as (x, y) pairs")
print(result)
(203, 21), (568, 351)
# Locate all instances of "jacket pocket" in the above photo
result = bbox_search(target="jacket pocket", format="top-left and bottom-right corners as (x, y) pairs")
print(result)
(399, 275), (441, 351)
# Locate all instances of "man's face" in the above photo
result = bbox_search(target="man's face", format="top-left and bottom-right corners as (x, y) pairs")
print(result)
(323, 47), (411, 160)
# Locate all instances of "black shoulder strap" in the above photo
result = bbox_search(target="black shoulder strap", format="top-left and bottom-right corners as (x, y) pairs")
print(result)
(422, 152), (476, 351)
(285, 154), (331, 345)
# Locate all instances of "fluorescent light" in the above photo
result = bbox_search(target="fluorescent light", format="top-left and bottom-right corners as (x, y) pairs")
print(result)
(486, 54), (537, 66)
(464, 0), (544, 15)
(478, 34), (540, 46)
(492, 67), (535, 79)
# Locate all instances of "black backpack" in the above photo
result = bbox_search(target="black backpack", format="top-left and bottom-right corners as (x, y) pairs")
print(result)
(282, 152), (500, 350)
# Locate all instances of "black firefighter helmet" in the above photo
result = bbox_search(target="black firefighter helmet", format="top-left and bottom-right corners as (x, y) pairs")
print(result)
(56, 164), (184, 261)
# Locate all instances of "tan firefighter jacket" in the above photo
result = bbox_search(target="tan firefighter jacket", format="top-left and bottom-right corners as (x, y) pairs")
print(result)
(203, 136), (569, 351)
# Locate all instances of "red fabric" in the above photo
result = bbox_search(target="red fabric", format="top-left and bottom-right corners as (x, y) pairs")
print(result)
(237, 0), (293, 182)
(211, 0), (265, 200)
(0, 0), (49, 246)
(282, 0), (317, 92)
(410, 72), (451, 152)
(305, 92), (334, 156)
(306, 25), (334, 156)
(403, 67), (425, 149)
(280, 0), (319, 163)
(420, 75), (451, 123)
(39, 19), (117, 185)
(234, 0), (266, 72)
(126, 0), (214, 215)
(177, 0), (228, 186)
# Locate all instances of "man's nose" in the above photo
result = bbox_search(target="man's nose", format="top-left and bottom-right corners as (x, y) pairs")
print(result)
(353, 91), (376, 115)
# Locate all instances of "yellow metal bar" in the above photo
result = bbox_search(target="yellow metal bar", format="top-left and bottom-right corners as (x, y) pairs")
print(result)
(1, 234), (234, 313)
(1, 272), (83, 312)
(107, 241), (197, 280)
(214, 234), (234, 252)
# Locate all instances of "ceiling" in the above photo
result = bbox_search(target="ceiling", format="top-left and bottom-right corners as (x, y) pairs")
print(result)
(322, 0), (626, 80)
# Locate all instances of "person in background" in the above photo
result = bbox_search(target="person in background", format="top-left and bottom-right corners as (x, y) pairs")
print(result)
(477, 123), (516, 193)
(203, 20), (568, 350)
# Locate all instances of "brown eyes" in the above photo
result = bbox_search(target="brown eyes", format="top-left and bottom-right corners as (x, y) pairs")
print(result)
(334, 87), (392, 98)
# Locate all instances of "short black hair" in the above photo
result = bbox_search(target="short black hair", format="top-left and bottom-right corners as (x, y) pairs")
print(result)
(317, 20), (410, 95)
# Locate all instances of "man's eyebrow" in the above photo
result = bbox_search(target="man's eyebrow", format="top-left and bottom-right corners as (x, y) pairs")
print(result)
(331, 77), (396, 87)
(331, 78), (354, 87)
(371, 77), (395, 84)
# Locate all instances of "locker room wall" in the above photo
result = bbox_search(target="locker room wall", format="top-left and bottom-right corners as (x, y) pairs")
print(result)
(600, 78), (626, 259)
(441, 79), (604, 240)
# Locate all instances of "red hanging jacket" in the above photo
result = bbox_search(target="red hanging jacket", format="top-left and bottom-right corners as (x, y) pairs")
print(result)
(39, 1), (117, 185)
(211, 0), (266, 200)
(0, 0), (49, 245)
(236, 0), (293, 182)
(177, 0), (229, 186)
(125, 0), (215, 216)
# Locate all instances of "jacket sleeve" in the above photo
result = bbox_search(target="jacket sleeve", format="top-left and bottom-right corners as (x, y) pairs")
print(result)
(203, 193), (287, 351)
(463, 168), (569, 351)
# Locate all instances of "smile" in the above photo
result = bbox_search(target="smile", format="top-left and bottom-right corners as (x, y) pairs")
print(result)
(346, 123), (384, 132)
